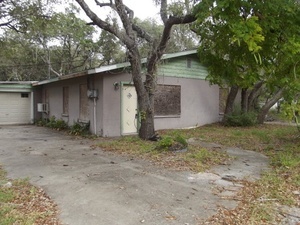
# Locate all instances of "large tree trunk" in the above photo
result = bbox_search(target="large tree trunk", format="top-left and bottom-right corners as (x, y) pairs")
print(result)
(248, 81), (264, 111)
(76, 0), (196, 139)
(128, 48), (155, 139)
(222, 85), (239, 123)
(257, 88), (284, 124)
(241, 88), (248, 113)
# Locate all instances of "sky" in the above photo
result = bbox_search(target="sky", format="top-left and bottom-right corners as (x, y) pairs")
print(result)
(123, 0), (159, 19)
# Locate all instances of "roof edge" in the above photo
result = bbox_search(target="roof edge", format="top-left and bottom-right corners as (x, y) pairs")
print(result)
(33, 49), (198, 86)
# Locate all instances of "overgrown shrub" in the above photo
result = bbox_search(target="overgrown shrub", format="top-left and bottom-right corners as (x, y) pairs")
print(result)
(224, 110), (257, 127)
(157, 136), (174, 149)
(175, 135), (188, 147)
(69, 122), (90, 136)
(35, 117), (68, 130)
(45, 116), (68, 130)
(157, 134), (188, 151)
(36, 118), (49, 127)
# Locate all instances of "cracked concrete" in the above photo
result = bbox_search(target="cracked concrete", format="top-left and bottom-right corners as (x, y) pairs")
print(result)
(0, 125), (269, 225)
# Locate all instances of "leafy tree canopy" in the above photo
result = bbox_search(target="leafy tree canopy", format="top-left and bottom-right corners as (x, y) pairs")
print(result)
(193, 0), (300, 122)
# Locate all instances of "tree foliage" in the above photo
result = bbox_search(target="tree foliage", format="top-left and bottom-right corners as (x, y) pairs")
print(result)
(0, 0), (56, 32)
(0, 3), (104, 80)
(194, 0), (300, 124)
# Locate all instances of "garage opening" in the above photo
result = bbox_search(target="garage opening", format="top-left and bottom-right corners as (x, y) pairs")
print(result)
(0, 92), (31, 125)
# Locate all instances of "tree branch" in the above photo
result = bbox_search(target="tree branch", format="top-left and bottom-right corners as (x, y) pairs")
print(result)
(160, 0), (168, 24)
(147, 13), (196, 73)
(257, 88), (285, 123)
(0, 20), (14, 27)
(95, 0), (112, 7)
(132, 24), (153, 43)
(115, 0), (134, 37)
(76, 0), (122, 40)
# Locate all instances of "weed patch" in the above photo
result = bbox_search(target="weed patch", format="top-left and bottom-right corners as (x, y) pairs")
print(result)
(190, 124), (300, 224)
(36, 117), (90, 136)
(96, 123), (299, 224)
(0, 166), (61, 225)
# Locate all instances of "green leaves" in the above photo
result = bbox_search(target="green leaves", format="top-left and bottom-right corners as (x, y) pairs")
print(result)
(0, 3), (102, 80)
(230, 16), (265, 53)
(194, 0), (300, 93)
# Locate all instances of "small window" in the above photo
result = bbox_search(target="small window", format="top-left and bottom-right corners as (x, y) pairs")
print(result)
(21, 93), (29, 98)
(79, 84), (89, 121)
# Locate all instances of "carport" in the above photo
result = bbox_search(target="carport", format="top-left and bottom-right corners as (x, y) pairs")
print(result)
(0, 81), (35, 125)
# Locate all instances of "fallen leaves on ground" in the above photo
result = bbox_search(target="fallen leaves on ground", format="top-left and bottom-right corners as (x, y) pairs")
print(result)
(1, 179), (61, 225)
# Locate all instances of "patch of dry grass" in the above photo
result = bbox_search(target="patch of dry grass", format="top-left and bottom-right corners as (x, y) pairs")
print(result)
(97, 123), (300, 224)
(96, 133), (229, 172)
(190, 124), (300, 224)
(0, 166), (61, 225)
(2, 123), (298, 224)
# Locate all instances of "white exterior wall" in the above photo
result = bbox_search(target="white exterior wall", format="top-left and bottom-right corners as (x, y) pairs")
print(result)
(154, 76), (220, 130)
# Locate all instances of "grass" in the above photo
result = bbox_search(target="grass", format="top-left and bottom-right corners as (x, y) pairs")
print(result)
(97, 123), (300, 224)
(1, 123), (298, 224)
(0, 166), (61, 225)
(97, 133), (229, 172)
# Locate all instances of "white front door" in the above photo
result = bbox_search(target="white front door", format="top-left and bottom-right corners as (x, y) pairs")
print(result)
(121, 84), (138, 135)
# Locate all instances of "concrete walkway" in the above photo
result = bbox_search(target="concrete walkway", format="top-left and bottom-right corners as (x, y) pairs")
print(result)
(0, 125), (269, 225)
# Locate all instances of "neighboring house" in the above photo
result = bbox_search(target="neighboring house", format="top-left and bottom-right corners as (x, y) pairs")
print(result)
(29, 49), (220, 137)
(0, 81), (36, 125)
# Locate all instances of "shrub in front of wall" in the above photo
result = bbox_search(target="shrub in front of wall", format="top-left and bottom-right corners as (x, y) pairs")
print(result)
(36, 118), (49, 127)
(69, 122), (90, 136)
(224, 111), (257, 127)
(45, 116), (68, 130)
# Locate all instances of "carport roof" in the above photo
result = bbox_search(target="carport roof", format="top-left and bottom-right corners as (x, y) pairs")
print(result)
(32, 49), (198, 86)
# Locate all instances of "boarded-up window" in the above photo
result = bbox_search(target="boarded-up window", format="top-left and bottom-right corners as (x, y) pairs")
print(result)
(63, 86), (69, 115)
(79, 84), (89, 121)
(44, 89), (49, 104)
(154, 85), (181, 116)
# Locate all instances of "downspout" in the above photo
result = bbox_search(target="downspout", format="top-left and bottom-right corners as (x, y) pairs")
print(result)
(93, 97), (97, 135)
(30, 91), (34, 124)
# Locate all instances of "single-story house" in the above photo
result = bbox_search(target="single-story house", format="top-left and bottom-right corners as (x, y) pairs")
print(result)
(0, 50), (220, 136)
(0, 81), (35, 125)
(32, 50), (220, 136)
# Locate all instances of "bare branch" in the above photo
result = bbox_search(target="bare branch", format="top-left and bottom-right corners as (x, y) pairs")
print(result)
(160, 0), (168, 24)
(132, 24), (153, 43)
(76, 0), (121, 39)
(123, 4), (134, 20)
(95, 0), (116, 10)
(114, 0), (134, 37)
(147, 13), (196, 73)
(0, 20), (14, 27)
(7, 24), (23, 33)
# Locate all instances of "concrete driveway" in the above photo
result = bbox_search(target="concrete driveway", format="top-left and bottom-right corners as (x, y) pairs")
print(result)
(0, 125), (269, 225)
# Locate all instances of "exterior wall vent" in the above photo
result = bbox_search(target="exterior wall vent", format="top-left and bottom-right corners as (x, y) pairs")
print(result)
(37, 103), (49, 113)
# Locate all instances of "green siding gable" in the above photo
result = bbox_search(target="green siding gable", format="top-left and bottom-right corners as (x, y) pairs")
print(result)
(157, 55), (208, 80)
(0, 83), (33, 92)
